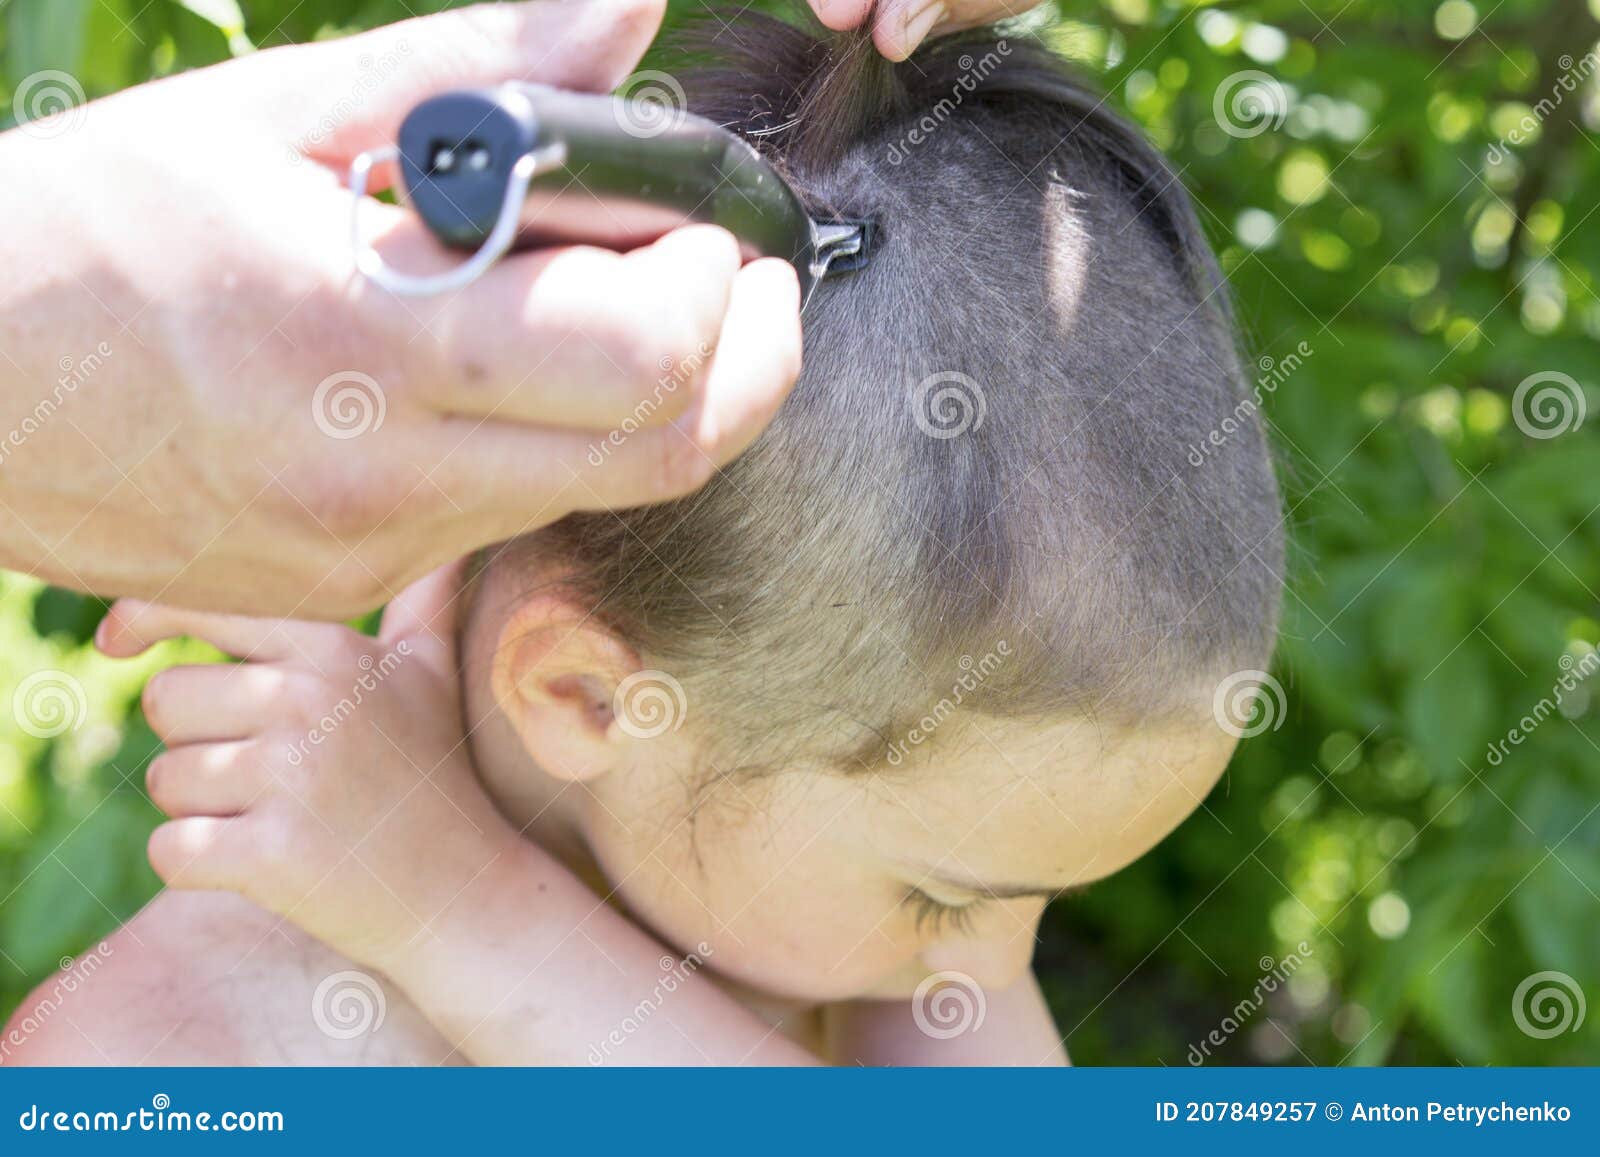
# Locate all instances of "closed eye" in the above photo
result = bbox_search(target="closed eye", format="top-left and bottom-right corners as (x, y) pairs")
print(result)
(903, 887), (985, 937)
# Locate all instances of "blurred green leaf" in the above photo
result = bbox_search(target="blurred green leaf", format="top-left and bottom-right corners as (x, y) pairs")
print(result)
(30, 588), (109, 647)
(4, 0), (91, 78)
(1403, 648), (1497, 779)
(172, 0), (255, 54)
(1511, 855), (1600, 975)
(0, 791), (159, 977)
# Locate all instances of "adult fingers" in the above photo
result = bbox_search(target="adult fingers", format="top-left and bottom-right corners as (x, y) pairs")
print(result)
(873, 0), (1049, 60)
(808, 0), (877, 30)
(247, 0), (666, 166)
(424, 254), (800, 518)
(873, 0), (948, 61)
(406, 225), (741, 431)
(669, 256), (805, 472)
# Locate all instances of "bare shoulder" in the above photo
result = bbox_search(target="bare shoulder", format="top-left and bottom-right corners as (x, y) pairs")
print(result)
(1, 890), (454, 1066)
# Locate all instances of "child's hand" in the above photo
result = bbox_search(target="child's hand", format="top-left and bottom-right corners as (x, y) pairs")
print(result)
(100, 564), (521, 974)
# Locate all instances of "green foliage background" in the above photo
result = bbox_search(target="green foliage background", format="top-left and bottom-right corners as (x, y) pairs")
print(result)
(2, 0), (1598, 1065)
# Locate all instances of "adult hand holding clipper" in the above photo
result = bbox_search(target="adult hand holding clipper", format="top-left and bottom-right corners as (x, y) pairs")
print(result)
(0, 0), (800, 619)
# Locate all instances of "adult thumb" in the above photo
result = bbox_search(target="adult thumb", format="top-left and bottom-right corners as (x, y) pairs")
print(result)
(244, 0), (666, 165)
(378, 558), (472, 674)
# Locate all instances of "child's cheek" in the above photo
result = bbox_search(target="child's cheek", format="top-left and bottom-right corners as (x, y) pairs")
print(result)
(582, 801), (909, 1002)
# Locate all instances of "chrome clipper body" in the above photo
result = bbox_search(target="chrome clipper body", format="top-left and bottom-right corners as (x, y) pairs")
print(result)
(349, 83), (873, 306)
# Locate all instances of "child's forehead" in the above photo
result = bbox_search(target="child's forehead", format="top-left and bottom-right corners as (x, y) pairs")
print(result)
(854, 711), (1236, 885)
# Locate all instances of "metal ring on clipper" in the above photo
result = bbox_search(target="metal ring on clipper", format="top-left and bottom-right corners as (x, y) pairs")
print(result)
(348, 142), (567, 297)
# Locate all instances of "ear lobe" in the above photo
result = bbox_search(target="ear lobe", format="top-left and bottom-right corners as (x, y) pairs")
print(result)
(489, 593), (642, 782)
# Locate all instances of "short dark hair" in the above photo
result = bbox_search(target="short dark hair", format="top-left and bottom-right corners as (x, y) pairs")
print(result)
(504, 11), (1283, 769)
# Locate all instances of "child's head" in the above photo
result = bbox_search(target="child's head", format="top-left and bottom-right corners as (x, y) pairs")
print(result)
(462, 15), (1282, 1002)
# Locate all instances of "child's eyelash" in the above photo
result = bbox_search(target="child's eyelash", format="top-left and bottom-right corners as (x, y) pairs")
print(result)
(904, 888), (984, 937)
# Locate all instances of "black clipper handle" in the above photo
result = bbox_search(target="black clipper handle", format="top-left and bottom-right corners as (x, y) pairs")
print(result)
(394, 83), (829, 299)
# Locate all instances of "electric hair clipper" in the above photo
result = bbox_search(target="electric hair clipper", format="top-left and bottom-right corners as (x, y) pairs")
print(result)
(349, 83), (872, 306)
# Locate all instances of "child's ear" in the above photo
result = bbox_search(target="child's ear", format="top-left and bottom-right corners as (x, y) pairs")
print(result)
(489, 591), (643, 782)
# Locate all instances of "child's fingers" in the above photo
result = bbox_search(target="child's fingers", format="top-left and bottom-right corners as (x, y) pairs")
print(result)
(97, 600), (324, 662)
(147, 816), (254, 892)
(378, 558), (468, 670)
(141, 664), (302, 744)
(145, 742), (271, 819)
